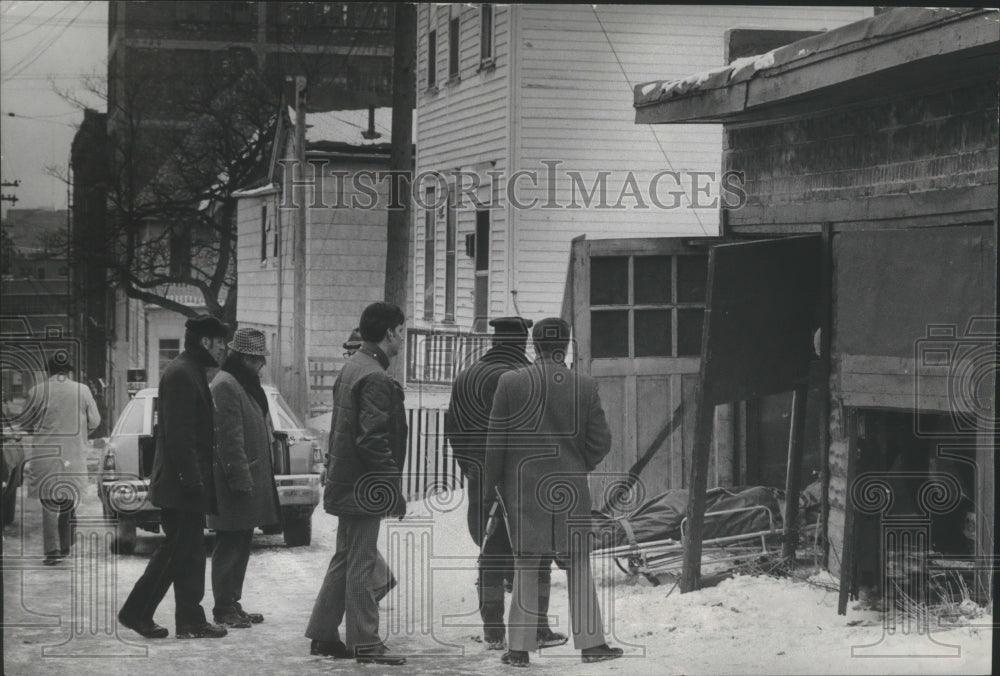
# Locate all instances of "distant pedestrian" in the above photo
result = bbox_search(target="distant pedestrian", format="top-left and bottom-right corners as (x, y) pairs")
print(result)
(26, 354), (100, 565)
(207, 328), (281, 629)
(306, 303), (408, 666)
(446, 317), (568, 651)
(118, 314), (230, 640)
(485, 317), (623, 667)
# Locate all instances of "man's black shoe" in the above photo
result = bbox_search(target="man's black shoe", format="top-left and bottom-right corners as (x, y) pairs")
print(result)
(42, 554), (63, 566)
(176, 622), (227, 639)
(581, 644), (624, 663)
(355, 644), (407, 665)
(501, 650), (529, 667)
(537, 628), (569, 648)
(240, 610), (264, 624)
(310, 639), (351, 658)
(213, 612), (251, 628)
(484, 627), (506, 650)
(118, 612), (169, 639)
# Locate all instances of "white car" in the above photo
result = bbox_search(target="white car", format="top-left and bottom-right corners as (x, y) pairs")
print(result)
(96, 386), (322, 552)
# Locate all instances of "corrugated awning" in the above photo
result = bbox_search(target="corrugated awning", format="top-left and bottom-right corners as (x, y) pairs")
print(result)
(633, 7), (1000, 125)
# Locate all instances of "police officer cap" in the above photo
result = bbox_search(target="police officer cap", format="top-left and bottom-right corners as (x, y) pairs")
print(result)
(343, 327), (363, 350)
(489, 316), (533, 336)
(185, 314), (229, 338)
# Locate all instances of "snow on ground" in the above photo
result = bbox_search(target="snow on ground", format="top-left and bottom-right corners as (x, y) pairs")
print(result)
(3, 480), (992, 676)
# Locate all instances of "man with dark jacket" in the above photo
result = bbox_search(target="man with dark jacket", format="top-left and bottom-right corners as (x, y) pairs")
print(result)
(485, 317), (623, 667)
(306, 302), (408, 666)
(118, 314), (229, 640)
(445, 317), (567, 652)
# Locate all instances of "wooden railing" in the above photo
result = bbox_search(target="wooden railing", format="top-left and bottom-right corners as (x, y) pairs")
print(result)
(406, 328), (494, 385)
(402, 406), (464, 500)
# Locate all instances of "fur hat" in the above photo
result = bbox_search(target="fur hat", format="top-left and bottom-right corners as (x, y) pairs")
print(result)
(185, 314), (229, 339)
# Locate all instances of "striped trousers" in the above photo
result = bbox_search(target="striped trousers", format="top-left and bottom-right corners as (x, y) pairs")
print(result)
(305, 514), (383, 649)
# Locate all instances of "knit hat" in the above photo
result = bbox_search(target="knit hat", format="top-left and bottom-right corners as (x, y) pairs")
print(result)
(227, 328), (269, 356)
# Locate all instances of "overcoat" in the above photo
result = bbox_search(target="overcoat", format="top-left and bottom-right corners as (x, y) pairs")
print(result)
(206, 370), (280, 531)
(323, 343), (407, 517)
(26, 375), (101, 503)
(148, 346), (218, 514)
(484, 360), (612, 555)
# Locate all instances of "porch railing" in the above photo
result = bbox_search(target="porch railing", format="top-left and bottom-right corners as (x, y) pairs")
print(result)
(403, 406), (464, 500)
(406, 328), (493, 385)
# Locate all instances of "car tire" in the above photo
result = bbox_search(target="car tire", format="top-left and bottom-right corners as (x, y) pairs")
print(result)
(260, 523), (282, 535)
(112, 519), (137, 555)
(283, 515), (312, 547)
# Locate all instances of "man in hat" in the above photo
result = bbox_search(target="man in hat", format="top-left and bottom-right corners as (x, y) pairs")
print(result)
(485, 317), (622, 667)
(119, 314), (230, 640)
(445, 317), (567, 651)
(208, 328), (281, 628)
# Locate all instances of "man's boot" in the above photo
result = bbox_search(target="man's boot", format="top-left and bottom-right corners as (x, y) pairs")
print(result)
(536, 562), (568, 649)
(478, 580), (507, 649)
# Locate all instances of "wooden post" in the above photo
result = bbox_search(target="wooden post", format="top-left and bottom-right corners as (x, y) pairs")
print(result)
(837, 407), (858, 615)
(782, 384), (808, 561)
(385, 3), (416, 383)
(818, 222), (833, 567)
(292, 75), (309, 421)
(681, 393), (715, 593)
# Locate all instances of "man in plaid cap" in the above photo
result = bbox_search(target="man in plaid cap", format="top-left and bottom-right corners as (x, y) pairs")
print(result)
(445, 316), (568, 652)
(120, 314), (230, 640)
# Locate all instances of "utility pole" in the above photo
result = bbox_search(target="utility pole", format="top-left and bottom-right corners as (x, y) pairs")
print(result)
(292, 76), (309, 421)
(385, 3), (416, 381)
(1, 179), (19, 205)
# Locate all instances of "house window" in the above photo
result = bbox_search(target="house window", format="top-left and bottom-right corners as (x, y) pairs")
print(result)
(272, 206), (280, 258)
(158, 338), (180, 378)
(474, 210), (490, 331)
(590, 254), (708, 359)
(169, 228), (192, 277)
(260, 204), (269, 261)
(444, 187), (457, 322)
(448, 14), (460, 80)
(427, 29), (437, 88)
(423, 187), (436, 321)
(480, 5), (493, 64)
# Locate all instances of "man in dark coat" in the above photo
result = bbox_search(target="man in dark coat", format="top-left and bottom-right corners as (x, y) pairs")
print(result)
(207, 328), (281, 628)
(445, 317), (567, 651)
(118, 314), (229, 640)
(305, 302), (408, 666)
(485, 317), (623, 667)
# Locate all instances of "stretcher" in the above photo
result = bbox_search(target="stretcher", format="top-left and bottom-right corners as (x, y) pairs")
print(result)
(590, 484), (823, 582)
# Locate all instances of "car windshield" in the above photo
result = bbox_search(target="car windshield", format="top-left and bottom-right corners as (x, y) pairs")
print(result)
(268, 391), (302, 432)
(113, 398), (147, 436)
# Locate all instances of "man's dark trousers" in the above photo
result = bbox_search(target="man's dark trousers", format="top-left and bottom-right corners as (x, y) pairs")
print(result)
(212, 529), (253, 616)
(305, 514), (382, 648)
(119, 508), (207, 628)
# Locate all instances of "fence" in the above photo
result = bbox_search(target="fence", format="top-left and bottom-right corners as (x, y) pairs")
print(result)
(406, 328), (494, 385)
(308, 357), (342, 416)
(402, 406), (464, 501)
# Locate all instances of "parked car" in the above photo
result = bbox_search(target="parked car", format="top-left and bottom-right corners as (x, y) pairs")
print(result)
(1, 414), (27, 526)
(96, 386), (323, 553)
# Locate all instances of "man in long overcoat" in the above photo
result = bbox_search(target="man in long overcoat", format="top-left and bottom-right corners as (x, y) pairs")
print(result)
(446, 317), (567, 651)
(305, 302), (408, 666)
(208, 328), (281, 628)
(485, 317), (623, 667)
(119, 314), (229, 640)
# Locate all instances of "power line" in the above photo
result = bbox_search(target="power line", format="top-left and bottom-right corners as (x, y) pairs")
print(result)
(2, 2), (92, 82)
(0, 2), (45, 36)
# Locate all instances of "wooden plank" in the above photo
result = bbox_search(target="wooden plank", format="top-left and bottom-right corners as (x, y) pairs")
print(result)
(714, 403), (734, 486)
(840, 373), (949, 396)
(839, 391), (953, 412)
(636, 375), (673, 496)
(681, 393), (715, 592)
(838, 408), (858, 615)
(586, 237), (718, 256)
(818, 223), (833, 569)
(782, 384), (808, 560)
(591, 357), (700, 377)
(670, 375), (685, 489)
(572, 237), (591, 371)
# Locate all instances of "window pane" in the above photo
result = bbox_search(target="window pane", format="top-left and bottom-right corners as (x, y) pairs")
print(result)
(591, 311), (629, 358)
(635, 310), (671, 357)
(590, 257), (628, 306)
(677, 308), (705, 356)
(677, 255), (709, 303)
(634, 256), (671, 304)
(114, 399), (147, 436)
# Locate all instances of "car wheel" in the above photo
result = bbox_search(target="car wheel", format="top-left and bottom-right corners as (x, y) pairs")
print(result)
(260, 523), (281, 535)
(111, 519), (137, 555)
(282, 515), (312, 547)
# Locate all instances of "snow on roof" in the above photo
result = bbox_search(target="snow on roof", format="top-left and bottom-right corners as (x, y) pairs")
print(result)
(634, 7), (995, 108)
(288, 106), (394, 146)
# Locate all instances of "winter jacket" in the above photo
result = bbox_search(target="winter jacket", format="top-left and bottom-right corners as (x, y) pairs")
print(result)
(26, 375), (100, 504)
(484, 359), (612, 555)
(206, 370), (280, 531)
(148, 346), (218, 514)
(323, 343), (407, 517)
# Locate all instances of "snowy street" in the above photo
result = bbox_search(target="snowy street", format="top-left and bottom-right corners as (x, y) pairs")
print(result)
(2, 479), (991, 676)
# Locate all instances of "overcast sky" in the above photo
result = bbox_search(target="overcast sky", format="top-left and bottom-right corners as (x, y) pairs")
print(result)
(1, 0), (107, 217)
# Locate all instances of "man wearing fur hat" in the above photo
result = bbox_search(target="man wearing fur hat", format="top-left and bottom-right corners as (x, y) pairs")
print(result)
(208, 328), (281, 628)
(119, 314), (230, 640)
